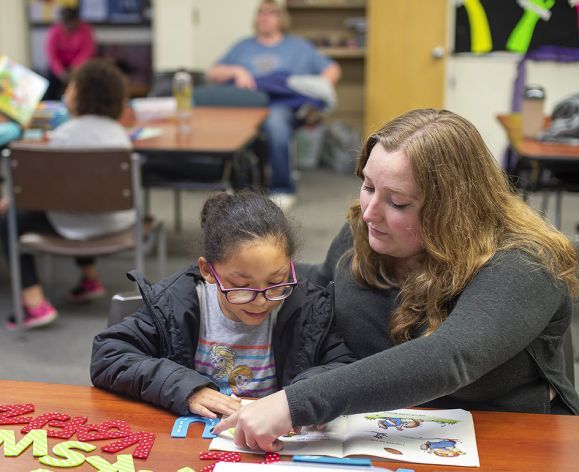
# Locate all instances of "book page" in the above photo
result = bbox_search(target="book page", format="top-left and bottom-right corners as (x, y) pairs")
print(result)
(342, 409), (479, 467)
(0, 56), (48, 126)
(209, 403), (479, 467)
(210, 415), (348, 457)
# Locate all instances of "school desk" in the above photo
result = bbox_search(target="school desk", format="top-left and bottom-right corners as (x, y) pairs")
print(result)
(497, 113), (579, 229)
(1, 379), (579, 471)
(16, 105), (269, 232)
(124, 105), (269, 232)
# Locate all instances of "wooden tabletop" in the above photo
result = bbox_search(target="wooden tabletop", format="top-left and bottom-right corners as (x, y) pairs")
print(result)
(2, 380), (579, 471)
(124, 106), (269, 154)
(496, 114), (579, 161)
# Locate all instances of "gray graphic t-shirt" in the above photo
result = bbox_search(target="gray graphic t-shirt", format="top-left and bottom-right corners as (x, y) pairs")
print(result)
(194, 282), (279, 397)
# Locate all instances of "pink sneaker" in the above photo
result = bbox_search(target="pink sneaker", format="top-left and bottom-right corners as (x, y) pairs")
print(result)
(6, 300), (58, 331)
(69, 278), (106, 303)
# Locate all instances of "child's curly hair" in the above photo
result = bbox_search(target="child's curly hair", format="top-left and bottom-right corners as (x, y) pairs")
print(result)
(71, 59), (126, 120)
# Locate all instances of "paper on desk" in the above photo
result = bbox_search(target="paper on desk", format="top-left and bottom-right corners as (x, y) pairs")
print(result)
(128, 127), (163, 141)
(211, 408), (479, 467)
(213, 463), (389, 471)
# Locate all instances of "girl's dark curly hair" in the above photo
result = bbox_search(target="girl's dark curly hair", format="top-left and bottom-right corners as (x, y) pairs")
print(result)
(200, 191), (297, 263)
(71, 59), (126, 120)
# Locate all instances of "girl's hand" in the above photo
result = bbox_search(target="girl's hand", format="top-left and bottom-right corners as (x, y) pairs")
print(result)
(213, 390), (292, 451)
(188, 387), (242, 418)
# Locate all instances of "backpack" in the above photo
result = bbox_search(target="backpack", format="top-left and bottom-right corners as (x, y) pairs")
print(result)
(539, 93), (579, 144)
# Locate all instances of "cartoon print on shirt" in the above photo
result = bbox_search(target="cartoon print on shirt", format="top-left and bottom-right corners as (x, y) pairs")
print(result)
(229, 365), (254, 396)
(210, 344), (235, 380)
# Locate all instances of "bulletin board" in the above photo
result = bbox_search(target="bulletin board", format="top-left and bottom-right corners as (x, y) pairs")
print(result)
(28, 0), (150, 25)
(454, 0), (579, 54)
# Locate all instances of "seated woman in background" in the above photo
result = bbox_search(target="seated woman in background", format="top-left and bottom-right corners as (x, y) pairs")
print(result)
(215, 108), (579, 451)
(0, 59), (134, 329)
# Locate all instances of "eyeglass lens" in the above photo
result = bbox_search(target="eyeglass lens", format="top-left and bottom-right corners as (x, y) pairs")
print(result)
(226, 285), (293, 304)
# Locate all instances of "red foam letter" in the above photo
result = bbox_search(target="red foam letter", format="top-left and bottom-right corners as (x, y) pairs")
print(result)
(101, 431), (156, 459)
(76, 419), (132, 442)
(0, 404), (34, 425)
(21, 412), (88, 439)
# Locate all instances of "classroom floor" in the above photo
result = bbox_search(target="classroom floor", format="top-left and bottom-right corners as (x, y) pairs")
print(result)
(0, 168), (578, 393)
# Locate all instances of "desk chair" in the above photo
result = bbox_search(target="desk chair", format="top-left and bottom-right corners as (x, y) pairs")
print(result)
(107, 291), (144, 327)
(144, 84), (269, 232)
(508, 157), (579, 230)
(2, 145), (167, 334)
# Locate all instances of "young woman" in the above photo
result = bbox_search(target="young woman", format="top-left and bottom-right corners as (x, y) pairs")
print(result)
(215, 108), (579, 451)
(90, 191), (355, 418)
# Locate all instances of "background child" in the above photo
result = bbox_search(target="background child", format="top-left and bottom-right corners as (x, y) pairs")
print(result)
(0, 58), (134, 329)
(91, 191), (355, 418)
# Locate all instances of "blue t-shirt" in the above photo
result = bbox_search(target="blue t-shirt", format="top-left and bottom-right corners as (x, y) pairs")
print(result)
(217, 35), (333, 77)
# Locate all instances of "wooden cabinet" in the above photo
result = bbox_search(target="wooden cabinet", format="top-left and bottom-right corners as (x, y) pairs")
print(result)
(286, 0), (366, 132)
(364, 0), (447, 136)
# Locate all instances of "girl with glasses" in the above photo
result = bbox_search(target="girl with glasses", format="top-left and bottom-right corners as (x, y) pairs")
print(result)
(91, 191), (355, 419)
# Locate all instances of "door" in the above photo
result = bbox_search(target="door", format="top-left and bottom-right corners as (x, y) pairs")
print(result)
(365, 0), (448, 136)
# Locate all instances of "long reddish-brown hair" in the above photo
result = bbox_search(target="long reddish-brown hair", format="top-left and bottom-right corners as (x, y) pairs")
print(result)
(347, 109), (577, 343)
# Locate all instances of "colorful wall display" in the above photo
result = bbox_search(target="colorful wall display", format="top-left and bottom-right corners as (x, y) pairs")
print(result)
(454, 0), (579, 54)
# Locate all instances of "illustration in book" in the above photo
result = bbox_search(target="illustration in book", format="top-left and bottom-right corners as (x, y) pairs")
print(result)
(0, 56), (48, 126)
(210, 407), (480, 467)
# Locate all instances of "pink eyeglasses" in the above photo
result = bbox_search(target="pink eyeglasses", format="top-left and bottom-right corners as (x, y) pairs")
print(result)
(208, 260), (297, 304)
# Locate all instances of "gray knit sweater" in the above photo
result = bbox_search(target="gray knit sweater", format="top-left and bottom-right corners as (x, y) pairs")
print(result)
(287, 224), (579, 426)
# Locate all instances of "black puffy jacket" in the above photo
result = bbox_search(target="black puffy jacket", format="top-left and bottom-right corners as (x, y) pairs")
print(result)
(90, 264), (356, 415)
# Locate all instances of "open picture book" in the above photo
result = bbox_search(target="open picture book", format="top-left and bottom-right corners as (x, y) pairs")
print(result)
(210, 406), (480, 467)
(0, 55), (48, 126)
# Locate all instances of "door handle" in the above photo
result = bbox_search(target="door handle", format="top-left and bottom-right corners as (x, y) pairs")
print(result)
(431, 46), (445, 59)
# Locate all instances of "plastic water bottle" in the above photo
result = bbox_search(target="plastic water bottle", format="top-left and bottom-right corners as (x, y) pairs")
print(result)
(522, 85), (545, 139)
(173, 70), (192, 134)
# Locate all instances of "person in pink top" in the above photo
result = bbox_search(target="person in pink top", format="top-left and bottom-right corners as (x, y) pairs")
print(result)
(45, 7), (95, 100)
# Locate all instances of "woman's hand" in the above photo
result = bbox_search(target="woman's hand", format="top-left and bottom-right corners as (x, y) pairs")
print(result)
(233, 67), (256, 90)
(188, 387), (242, 418)
(213, 390), (292, 452)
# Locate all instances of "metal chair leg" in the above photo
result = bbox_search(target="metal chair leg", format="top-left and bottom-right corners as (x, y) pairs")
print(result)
(174, 189), (182, 233)
(540, 191), (550, 217)
(157, 223), (167, 279)
(3, 149), (25, 337)
(554, 190), (563, 230)
(41, 254), (52, 296)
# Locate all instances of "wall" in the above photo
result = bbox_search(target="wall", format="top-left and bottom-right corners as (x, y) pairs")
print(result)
(0, 0), (29, 64)
(152, 0), (261, 72)
(444, 4), (579, 161)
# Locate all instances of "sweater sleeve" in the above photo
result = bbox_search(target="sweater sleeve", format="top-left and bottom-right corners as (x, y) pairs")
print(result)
(297, 223), (353, 285)
(285, 251), (568, 425)
(90, 308), (217, 416)
(46, 26), (65, 77)
(70, 23), (96, 68)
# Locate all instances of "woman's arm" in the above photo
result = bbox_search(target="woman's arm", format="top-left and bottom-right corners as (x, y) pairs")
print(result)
(46, 26), (66, 78)
(287, 251), (568, 424)
(322, 62), (341, 85)
(216, 251), (569, 450)
(206, 64), (256, 90)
